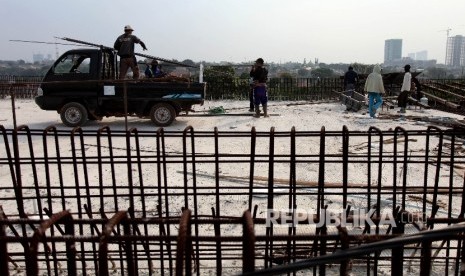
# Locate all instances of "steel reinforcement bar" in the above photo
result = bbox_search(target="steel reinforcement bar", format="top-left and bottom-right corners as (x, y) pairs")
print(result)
(1, 208), (465, 275)
(1, 125), (465, 275)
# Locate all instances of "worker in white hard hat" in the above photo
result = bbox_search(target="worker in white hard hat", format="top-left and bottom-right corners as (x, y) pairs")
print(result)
(114, 25), (147, 79)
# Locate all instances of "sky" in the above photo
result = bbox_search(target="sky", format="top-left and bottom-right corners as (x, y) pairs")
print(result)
(1, 0), (465, 64)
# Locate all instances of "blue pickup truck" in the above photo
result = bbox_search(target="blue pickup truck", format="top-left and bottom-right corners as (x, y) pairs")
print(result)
(35, 48), (205, 127)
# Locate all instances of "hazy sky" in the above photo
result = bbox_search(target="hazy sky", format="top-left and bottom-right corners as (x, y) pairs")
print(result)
(2, 0), (465, 64)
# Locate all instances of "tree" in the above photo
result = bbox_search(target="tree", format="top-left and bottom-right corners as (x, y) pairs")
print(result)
(204, 65), (238, 99)
(311, 67), (336, 78)
(279, 72), (294, 79)
(239, 72), (250, 79)
(297, 68), (311, 77)
(181, 59), (196, 67)
(204, 66), (235, 82)
(351, 63), (373, 75)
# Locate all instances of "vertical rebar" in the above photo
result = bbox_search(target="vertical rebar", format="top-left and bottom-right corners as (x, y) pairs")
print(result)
(28, 210), (76, 276)
(9, 85), (17, 129)
(99, 211), (134, 276)
(367, 126), (383, 276)
(182, 126), (199, 275)
(42, 126), (64, 275)
(317, 126), (327, 276)
(265, 127), (275, 268)
(287, 126), (297, 270)
(158, 127), (174, 274)
(248, 127), (257, 212)
(428, 126), (443, 230)
(342, 126), (349, 209)
(213, 127), (222, 274)
(176, 209), (192, 276)
(70, 127), (87, 274)
(0, 209), (9, 276)
(243, 210), (256, 273)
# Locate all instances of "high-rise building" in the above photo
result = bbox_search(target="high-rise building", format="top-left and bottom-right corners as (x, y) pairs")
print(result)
(33, 53), (45, 63)
(384, 39), (402, 63)
(416, 50), (428, 61)
(445, 35), (465, 67)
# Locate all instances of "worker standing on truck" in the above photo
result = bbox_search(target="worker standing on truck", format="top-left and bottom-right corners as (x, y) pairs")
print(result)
(114, 25), (147, 79)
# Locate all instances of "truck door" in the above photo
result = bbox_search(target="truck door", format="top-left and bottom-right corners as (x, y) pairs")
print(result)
(41, 51), (100, 99)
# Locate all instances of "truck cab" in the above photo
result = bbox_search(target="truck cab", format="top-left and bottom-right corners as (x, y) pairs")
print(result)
(35, 48), (205, 127)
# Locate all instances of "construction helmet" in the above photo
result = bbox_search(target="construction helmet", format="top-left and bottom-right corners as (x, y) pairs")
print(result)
(124, 25), (134, 32)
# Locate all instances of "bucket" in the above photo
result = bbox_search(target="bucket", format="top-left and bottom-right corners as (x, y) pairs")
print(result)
(420, 96), (428, 106)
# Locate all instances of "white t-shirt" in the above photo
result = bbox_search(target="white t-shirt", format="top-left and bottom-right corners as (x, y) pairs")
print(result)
(401, 72), (412, 92)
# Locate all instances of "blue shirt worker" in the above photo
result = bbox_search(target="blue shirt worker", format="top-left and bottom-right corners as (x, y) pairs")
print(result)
(145, 60), (167, 78)
(249, 58), (269, 118)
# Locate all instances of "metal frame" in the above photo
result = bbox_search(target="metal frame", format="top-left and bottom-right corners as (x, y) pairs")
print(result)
(1, 125), (465, 275)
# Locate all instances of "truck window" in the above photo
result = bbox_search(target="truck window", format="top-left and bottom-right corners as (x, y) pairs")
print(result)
(54, 53), (91, 74)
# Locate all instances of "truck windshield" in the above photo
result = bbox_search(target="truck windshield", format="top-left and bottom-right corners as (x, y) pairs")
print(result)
(54, 53), (91, 74)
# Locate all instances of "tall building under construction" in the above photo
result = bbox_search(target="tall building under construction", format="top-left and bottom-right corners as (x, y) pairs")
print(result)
(446, 35), (465, 67)
(384, 39), (402, 63)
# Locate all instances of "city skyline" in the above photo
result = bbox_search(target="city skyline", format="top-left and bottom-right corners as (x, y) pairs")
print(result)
(2, 0), (465, 64)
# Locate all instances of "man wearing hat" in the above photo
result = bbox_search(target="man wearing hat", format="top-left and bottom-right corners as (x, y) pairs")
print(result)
(114, 25), (147, 79)
(397, 64), (412, 113)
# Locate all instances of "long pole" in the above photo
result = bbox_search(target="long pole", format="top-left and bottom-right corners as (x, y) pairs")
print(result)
(57, 37), (199, 68)
(9, 86), (17, 129)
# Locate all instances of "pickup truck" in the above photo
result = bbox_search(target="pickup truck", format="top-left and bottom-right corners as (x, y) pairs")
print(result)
(35, 48), (205, 127)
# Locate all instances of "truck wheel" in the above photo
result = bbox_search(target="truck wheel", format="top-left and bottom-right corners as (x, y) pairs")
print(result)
(60, 102), (88, 127)
(150, 103), (175, 126)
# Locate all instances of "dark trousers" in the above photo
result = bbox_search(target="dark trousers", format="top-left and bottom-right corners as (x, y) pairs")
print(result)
(345, 83), (355, 97)
(254, 86), (268, 106)
(119, 57), (140, 79)
(397, 91), (409, 108)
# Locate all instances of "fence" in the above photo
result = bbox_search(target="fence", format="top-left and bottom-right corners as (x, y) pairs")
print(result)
(204, 77), (343, 101)
(0, 76), (42, 99)
(2, 75), (465, 101)
(1, 124), (465, 275)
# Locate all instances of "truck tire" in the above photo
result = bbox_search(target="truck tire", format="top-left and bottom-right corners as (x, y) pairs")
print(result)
(60, 102), (88, 127)
(150, 103), (176, 127)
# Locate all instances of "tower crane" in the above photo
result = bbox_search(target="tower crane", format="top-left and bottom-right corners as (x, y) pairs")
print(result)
(439, 28), (452, 65)
(439, 27), (452, 38)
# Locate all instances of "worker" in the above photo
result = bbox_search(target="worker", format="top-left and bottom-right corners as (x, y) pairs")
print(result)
(344, 66), (359, 97)
(250, 58), (269, 118)
(145, 59), (167, 78)
(364, 64), (385, 118)
(397, 64), (412, 113)
(114, 25), (147, 79)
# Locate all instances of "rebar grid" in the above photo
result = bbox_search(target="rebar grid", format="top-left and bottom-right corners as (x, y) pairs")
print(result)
(1, 124), (465, 275)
